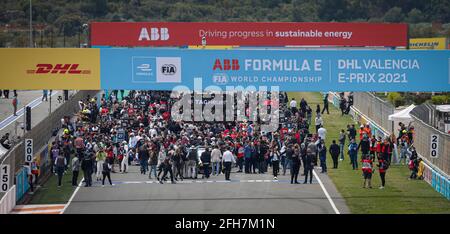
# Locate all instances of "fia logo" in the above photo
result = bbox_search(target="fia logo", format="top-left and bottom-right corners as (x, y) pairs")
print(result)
(212, 73), (228, 84)
(161, 64), (176, 75)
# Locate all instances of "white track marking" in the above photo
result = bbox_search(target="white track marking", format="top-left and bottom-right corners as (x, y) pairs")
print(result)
(313, 170), (340, 214)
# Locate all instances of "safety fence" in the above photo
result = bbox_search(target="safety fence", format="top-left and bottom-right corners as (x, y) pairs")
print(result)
(410, 113), (450, 176)
(326, 92), (389, 139)
(352, 92), (395, 133)
(0, 90), (99, 208)
(328, 92), (449, 200)
(0, 185), (16, 214)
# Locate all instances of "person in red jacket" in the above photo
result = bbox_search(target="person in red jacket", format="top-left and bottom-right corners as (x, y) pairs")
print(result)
(361, 155), (373, 189)
(377, 157), (389, 189)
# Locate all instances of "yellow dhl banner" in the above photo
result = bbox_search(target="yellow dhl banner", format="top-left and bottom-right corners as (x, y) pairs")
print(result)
(409, 37), (448, 50)
(0, 48), (100, 90)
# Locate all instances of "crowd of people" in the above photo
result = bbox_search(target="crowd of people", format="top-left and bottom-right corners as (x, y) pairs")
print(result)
(43, 90), (419, 190)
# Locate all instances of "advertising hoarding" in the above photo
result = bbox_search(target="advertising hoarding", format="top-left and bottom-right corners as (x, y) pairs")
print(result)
(100, 48), (450, 92)
(0, 48), (100, 90)
(91, 22), (408, 47)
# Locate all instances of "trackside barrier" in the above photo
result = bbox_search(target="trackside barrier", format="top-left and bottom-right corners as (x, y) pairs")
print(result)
(327, 92), (450, 200)
(0, 185), (16, 214)
(15, 167), (29, 202)
(326, 92), (389, 139)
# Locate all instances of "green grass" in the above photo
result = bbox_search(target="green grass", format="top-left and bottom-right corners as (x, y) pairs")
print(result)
(288, 92), (450, 214)
(29, 170), (81, 205)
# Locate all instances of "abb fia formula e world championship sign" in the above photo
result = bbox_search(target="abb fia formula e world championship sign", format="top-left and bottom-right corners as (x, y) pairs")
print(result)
(90, 22), (408, 47)
(100, 48), (450, 92)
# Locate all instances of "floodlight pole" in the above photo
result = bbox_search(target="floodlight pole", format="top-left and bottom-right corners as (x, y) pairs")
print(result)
(29, 0), (32, 47)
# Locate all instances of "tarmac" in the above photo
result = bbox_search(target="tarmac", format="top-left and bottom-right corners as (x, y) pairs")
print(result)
(64, 164), (350, 214)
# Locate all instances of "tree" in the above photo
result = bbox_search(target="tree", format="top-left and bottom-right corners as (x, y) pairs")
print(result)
(383, 7), (404, 23)
(318, 0), (347, 21)
(406, 8), (425, 23)
(95, 0), (108, 17)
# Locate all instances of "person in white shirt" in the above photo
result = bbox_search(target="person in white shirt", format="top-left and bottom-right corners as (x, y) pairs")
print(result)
(128, 132), (137, 149)
(290, 98), (298, 114)
(317, 126), (327, 140)
(211, 145), (222, 176)
(121, 143), (129, 173)
(315, 115), (323, 133)
(222, 148), (236, 181)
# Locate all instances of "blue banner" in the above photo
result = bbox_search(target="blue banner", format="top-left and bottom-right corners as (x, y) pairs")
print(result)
(101, 48), (450, 91)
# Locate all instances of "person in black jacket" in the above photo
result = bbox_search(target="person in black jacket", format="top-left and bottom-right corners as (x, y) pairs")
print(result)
(357, 135), (371, 158)
(81, 151), (93, 187)
(291, 144), (301, 184)
(160, 155), (175, 184)
(329, 140), (340, 169)
(101, 160), (113, 187)
(304, 148), (314, 184)
(283, 144), (293, 176)
(200, 147), (211, 179)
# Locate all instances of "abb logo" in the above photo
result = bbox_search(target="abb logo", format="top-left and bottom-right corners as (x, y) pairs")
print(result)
(213, 59), (240, 71)
(138, 27), (169, 41)
(27, 64), (91, 74)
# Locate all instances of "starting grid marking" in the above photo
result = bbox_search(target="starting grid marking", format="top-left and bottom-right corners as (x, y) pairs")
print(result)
(90, 179), (317, 186)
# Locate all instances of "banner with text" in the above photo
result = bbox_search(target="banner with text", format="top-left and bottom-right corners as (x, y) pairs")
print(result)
(100, 48), (450, 91)
(0, 49), (101, 90)
(409, 37), (448, 50)
(91, 22), (408, 47)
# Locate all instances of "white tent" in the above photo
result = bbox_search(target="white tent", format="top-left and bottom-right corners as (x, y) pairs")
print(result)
(436, 105), (450, 113)
(388, 104), (416, 121)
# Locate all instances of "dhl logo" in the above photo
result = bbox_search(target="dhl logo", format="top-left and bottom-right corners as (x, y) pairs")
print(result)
(27, 64), (91, 74)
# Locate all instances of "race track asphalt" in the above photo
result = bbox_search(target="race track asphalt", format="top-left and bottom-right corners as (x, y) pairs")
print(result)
(64, 164), (350, 214)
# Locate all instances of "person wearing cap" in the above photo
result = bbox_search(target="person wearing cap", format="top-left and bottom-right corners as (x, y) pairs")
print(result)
(222, 147), (236, 181)
(358, 125), (366, 141)
(357, 134), (370, 159)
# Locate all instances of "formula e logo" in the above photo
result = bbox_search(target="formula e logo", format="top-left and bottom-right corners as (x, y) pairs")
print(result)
(27, 64), (91, 74)
(138, 27), (169, 41)
(161, 64), (176, 75)
(137, 64), (152, 72)
(213, 59), (240, 71)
